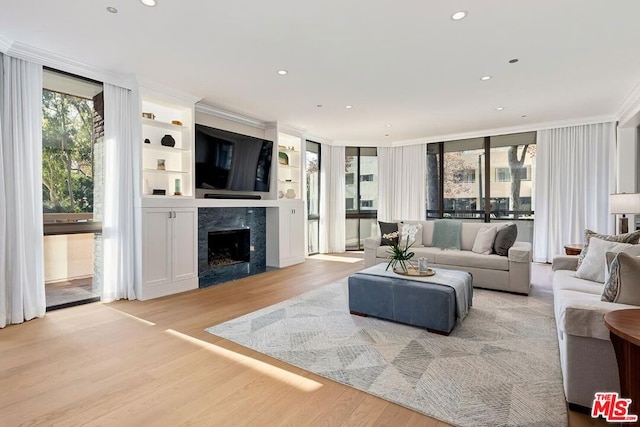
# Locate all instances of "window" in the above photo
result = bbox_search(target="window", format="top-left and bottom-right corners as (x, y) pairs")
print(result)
(345, 147), (378, 250)
(306, 141), (320, 255)
(427, 131), (536, 225)
(495, 167), (510, 182)
(345, 173), (355, 185)
(42, 78), (99, 214)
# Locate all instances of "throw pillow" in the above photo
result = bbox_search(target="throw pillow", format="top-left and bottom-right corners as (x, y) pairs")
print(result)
(379, 221), (399, 246)
(493, 222), (517, 256)
(577, 229), (640, 267)
(602, 252), (640, 305)
(472, 226), (497, 255)
(574, 237), (640, 283)
(399, 223), (423, 247)
(432, 219), (462, 250)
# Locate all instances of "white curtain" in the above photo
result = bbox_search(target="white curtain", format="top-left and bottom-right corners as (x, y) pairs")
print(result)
(319, 144), (345, 253)
(102, 84), (139, 301)
(0, 54), (45, 328)
(533, 122), (616, 263)
(378, 144), (426, 222)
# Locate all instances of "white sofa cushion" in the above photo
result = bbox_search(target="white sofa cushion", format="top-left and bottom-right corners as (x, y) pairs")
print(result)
(434, 249), (509, 271)
(461, 222), (486, 251)
(472, 225), (497, 255)
(553, 269), (603, 295)
(553, 288), (635, 340)
(399, 222), (423, 247)
(574, 237), (640, 283)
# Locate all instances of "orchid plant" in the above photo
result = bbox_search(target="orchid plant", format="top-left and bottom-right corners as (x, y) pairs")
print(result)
(383, 231), (415, 272)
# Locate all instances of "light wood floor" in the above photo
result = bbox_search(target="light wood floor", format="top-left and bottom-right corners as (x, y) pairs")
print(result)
(1, 256), (605, 426)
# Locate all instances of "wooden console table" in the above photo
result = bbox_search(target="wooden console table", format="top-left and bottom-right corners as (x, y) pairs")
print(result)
(563, 243), (583, 256)
(604, 309), (640, 418)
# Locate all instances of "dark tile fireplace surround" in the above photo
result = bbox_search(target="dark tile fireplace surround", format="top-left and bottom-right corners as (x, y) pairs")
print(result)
(198, 207), (266, 287)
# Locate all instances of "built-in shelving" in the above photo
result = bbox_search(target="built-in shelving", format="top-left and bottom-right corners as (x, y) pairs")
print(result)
(141, 96), (194, 198)
(277, 133), (303, 200)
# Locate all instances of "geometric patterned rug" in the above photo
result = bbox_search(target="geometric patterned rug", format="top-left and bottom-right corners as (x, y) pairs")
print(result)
(206, 279), (567, 426)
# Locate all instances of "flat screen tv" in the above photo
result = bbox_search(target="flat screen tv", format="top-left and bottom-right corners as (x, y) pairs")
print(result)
(195, 124), (273, 193)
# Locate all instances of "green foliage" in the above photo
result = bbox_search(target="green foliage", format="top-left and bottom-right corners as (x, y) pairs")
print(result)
(42, 90), (94, 213)
(384, 231), (415, 272)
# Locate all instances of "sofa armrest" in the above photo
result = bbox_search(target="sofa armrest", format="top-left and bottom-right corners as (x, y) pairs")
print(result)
(364, 236), (381, 250)
(552, 255), (579, 271)
(508, 241), (531, 263)
(364, 236), (382, 267)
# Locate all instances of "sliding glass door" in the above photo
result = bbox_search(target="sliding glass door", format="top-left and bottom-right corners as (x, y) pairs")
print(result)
(345, 147), (378, 250)
(306, 141), (320, 255)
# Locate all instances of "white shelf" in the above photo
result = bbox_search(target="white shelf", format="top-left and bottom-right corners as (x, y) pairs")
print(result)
(278, 149), (299, 154)
(143, 144), (190, 153)
(279, 164), (300, 169)
(279, 180), (300, 183)
(144, 168), (190, 175)
(142, 118), (190, 131)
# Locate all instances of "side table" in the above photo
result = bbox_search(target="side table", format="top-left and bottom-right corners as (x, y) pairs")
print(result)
(564, 243), (583, 256)
(604, 309), (640, 418)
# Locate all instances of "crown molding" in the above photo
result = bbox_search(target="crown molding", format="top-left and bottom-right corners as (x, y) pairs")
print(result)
(275, 122), (307, 138)
(0, 34), (12, 53)
(195, 103), (266, 129)
(139, 81), (201, 106)
(390, 114), (618, 147)
(617, 78), (640, 127)
(6, 41), (135, 89)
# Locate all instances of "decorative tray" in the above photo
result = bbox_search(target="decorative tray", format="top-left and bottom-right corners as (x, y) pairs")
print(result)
(393, 267), (435, 277)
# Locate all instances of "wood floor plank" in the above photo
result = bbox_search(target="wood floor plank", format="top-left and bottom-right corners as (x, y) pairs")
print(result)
(0, 258), (593, 426)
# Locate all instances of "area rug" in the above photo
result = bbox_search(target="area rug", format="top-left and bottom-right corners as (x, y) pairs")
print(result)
(206, 280), (567, 427)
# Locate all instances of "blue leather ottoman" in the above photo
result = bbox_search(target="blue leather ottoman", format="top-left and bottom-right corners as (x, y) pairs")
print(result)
(348, 272), (458, 335)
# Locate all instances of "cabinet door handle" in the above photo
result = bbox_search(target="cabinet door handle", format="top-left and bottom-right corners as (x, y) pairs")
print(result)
(168, 212), (172, 219)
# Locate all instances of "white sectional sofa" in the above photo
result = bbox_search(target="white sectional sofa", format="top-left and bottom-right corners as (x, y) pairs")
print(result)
(364, 221), (531, 294)
(551, 255), (636, 409)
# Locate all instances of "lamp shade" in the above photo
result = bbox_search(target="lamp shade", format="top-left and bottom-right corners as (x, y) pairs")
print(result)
(610, 193), (640, 214)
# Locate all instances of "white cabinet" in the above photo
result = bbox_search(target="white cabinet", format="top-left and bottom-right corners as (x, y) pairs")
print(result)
(140, 207), (198, 300)
(266, 201), (305, 268)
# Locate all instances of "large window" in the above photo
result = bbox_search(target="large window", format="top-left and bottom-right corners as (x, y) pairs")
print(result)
(346, 147), (378, 250)
(42, 81), (96, 213)
(306, 141), (320, 254)
(426, 132), (535, 226)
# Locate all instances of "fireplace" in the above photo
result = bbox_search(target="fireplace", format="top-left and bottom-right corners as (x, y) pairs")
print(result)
(208, 228), (250, 268)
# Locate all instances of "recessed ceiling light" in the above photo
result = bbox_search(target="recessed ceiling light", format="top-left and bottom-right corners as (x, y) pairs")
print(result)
(509, 58), (519, 64)
(140, 0), (157, 6)
(480, 76), (492, 81)
(316, 104), (323, 108)
(106, 6), (118, 13)
(521, 114), (527, 118)
(385, 124), (392, 128)
(345, 105), (353, 109)
(451, 11), (468, 21)
(496, 107), (504, 111)
(277, 70), (288, 75)
(385, 134), (390, 137)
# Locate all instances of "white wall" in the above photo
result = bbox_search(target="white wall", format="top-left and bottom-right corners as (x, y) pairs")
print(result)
(195, 111), (265, 140)
(616, 125), (639, 231)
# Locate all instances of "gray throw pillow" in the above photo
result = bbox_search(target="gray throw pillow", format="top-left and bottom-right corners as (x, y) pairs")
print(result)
(493, 223), (517, 256)
(379, 221), (399, 246)
(602, 252), (640, 305)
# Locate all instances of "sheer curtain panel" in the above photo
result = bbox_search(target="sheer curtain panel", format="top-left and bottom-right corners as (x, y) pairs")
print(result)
(533, 122), (616, 263)
(102, 84), (139, 301)
(319, 144), (346, 253)
(0, 54), (45, 328)
(378, 145), (426, 222)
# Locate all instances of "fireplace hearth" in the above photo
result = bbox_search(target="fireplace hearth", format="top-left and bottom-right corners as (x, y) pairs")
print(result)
(208, 229), (250, 268)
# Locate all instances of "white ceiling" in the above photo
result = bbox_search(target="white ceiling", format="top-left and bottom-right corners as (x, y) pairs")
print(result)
(2, 1), (640, 144)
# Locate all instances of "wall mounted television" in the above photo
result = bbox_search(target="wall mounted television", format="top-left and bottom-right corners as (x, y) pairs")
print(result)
(195, 124), (273, 194)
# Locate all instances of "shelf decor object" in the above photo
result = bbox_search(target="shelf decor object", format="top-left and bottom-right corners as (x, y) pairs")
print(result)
(142, 112), (155, 119)
(144, 138), (151, 144)
(161, 134), (176, 147)
(157, 159), (166, 170)
(174, 178), (182, 196)
(278, 151), (289, 165)
(285, 189), (296, 199)
(171, 120), (183, 126)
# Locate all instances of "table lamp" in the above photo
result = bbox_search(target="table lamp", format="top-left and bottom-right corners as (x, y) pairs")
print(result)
(610, 193), (640, 234)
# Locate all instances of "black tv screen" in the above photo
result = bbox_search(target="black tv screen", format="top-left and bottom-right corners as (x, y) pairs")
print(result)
(195, 124), (273, 192)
